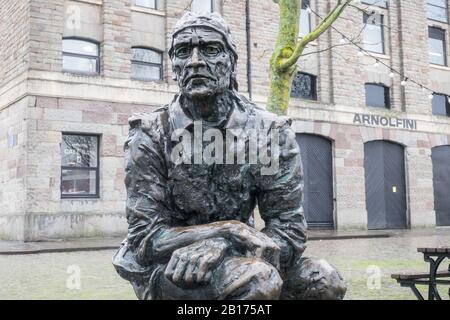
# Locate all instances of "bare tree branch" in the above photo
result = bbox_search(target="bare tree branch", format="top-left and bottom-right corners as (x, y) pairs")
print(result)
(279, 0), (352, 71)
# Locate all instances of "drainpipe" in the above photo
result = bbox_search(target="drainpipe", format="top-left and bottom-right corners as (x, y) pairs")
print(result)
(397, 0), (407, 111)
(245, 0), (253, 100)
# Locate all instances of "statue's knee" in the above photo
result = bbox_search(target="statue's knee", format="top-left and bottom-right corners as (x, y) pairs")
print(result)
(281, 258), (347, 300)
(220, 259), (283, 300)
(251, 261), (283, 299)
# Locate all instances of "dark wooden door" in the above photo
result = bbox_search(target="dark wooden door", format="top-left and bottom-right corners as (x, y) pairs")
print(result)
(364, 141), (407, 229)
(296, 134), (334, 230)
(432, 146), (450, 226)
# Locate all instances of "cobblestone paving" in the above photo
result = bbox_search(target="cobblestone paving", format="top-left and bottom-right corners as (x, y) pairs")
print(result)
(0, 230), (449, 300)
(305, 229), (450, 300)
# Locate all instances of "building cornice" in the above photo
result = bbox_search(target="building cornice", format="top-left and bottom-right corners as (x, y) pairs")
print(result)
(2, 71), (450, 136)
(0, 71), (179, 110)
(288, 101), (450, 136)
(0, 71), (29, 111)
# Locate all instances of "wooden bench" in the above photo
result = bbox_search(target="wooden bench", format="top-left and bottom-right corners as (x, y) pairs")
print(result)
(391, 247), (450, 300)
(391, 271), (450, 300)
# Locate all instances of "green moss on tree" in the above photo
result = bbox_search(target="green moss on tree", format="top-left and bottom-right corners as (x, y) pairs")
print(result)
(267, 0), (352, 115)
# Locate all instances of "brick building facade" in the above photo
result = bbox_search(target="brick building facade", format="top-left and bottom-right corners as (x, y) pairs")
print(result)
(1, 0), (449, 241)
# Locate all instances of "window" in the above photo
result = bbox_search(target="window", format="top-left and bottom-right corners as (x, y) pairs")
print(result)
(363, 13), (384, 54)
(299, 0), (311, 37)
(61, 134), (99, 198)
(427, 0), (448, 23)
(135, 0), (157, 9)
(7, 128), (18, 148)
(432, 93), (450, 116)
(131, 47), (163, 81)
(429, 27), (447, 66)
(62, 38), (99, 75)
(361, 0), (388, 8)
(291, 72), (317, 100)
(365, 84), (390, 108)
(191, 0), (213, 13)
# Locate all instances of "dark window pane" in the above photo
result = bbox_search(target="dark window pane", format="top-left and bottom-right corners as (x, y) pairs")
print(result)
(61, 135), (98, 168)
(361, 0), (388, 8)
(131, 48), (162, 64)
(135, 0), (156, 9)
(62, 55), (98, 74)
(61, 169), (97, 196)
(429, 27), (447, 66)
(63, 39), (98, 56)
(291, 72), (317, 100)
(131, 63), (161, 81)
(61, 134), (99, 198)
(363, 13), (384, 54)
(191, 0), (212, 13)
(432, 94), (450, 116)
(365, 84), (389, 108)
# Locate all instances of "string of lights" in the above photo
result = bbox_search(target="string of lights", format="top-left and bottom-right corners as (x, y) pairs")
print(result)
(305, 1), (448, 103)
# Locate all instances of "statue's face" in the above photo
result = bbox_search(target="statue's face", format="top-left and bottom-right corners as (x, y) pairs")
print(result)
(172, 27), (234, 100)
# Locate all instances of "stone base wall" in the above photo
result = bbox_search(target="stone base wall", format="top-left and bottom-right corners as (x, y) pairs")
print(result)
(0, 97), (29, 240)
(23, 212), (126, 241)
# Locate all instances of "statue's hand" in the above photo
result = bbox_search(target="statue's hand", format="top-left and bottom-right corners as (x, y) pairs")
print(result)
(164, 238), (229, 288)
(223, 221), (281, 269)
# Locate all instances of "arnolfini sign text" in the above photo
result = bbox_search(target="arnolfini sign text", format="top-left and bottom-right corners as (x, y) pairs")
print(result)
(353, 113), (417, 130)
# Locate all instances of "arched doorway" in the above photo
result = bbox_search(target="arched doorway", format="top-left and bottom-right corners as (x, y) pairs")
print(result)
(432, 145), (450, 226)
(364, 140), (407, 229)
(296, 134), (334, 230)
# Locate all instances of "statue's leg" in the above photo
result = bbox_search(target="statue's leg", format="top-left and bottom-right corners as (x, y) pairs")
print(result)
(280, 257), (347, 300)
(157, 257), (283, 300)
(214, 257), (283, 300)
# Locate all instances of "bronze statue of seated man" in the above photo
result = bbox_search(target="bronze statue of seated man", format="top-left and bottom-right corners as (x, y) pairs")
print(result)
(113, 12), (346, 300)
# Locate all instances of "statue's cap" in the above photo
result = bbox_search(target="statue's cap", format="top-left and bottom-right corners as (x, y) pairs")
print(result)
(168, 12), (238, 61)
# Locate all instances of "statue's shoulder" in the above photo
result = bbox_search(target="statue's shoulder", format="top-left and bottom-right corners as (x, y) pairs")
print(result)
(128, 106), (169, 133)
(241, 98), (299, 157)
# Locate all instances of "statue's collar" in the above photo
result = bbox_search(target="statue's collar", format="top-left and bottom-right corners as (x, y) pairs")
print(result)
(168, 93), (250, 134)
(168, 95), (193, 132)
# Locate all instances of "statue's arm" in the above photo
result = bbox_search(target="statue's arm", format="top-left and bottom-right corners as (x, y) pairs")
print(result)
(257, 121), (308, 272)
(151, 220), (280, 263)
(149, 222), (232, 262)
(123, 120), (172, 266)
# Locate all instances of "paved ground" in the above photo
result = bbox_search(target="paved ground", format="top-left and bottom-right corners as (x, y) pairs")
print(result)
(0, 229), (449, 300)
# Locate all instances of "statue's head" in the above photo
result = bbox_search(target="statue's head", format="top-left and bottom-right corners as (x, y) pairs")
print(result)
(169, 12), (238, 100)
